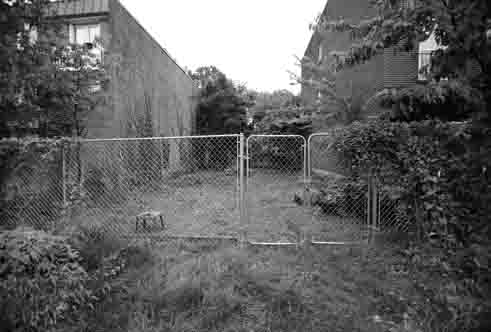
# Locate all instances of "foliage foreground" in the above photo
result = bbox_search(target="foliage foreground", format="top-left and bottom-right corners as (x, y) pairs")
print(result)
(2, 226), (489, 332)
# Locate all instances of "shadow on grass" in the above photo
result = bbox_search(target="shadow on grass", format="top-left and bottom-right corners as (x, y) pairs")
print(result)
(69, 238), (490, 332)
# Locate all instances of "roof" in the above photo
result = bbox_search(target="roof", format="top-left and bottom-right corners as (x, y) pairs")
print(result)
(303, 0), (378, 58)
(48, 0), (109, 17)
(304, 1), (330, 58)
(48, 0), (194, 82)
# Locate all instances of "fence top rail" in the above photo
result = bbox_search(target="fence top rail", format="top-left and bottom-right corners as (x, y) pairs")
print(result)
(76, 134), (241, 143)
(247, 134), (307, 146)
(248, 134), (306, 138)
(307, 132), (339, 144)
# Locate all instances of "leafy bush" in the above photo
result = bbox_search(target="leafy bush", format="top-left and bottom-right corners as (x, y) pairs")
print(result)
(62, 222), (119, 273)
(331, 120), (491, 246)
(308, 178), (367, 218)
(0, 138), (68, 230)
(0, 227), (94, 332)
(327, 119), (491, 331)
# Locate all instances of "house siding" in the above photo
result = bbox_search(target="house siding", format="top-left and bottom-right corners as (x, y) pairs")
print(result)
(302, 0), (384, 129)
(302, 0), (420, 125)
(383, 48), (419, 88)
(48, 0), (197, 140)
(108, 0), (196, 139)
(49, 0), (109, 17)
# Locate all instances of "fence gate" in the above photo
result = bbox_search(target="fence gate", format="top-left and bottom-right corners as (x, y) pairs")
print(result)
(307, 133), (371, 244)
(245, 135), (308, 244)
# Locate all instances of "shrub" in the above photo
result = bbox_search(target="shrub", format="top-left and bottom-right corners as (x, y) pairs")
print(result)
(62, 222), (119, 273)
(0, 227), (94, 332)
(328, 119), (491, 331)
(331, 120), (491, 246)
(0, 138), (68, 230)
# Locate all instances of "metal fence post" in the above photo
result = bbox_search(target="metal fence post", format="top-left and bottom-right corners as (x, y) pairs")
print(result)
(373, 178), (379, 233)
(59, 142), (67, 232)
(367, 176), (378, 244)
(367, 176), (372, 244)
(62, 142), (67, 213)
(239, 133), (246, 247)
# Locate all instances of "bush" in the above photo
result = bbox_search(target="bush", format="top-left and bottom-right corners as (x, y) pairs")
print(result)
(0, 227), (94, 332)
(328, 119), (491, 331)
(0, 138), (68, 230)
(331, 120), (491, 247)
(62, 222), (120, 273)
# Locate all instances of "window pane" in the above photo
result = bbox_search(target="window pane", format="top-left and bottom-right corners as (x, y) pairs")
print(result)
(74, 24), (100, 45)
(418, 52), (431, 80)
(76, 26), (90, 44)
(89, 25), (101, 41)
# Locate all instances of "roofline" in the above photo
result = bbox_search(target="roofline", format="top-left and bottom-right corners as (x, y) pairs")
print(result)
(304, 0), (330, 58)
(115, 0), (193, 82)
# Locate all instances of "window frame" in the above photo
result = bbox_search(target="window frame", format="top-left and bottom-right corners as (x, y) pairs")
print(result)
(68, 22), (104, 66)
(69, 23), (101, 46)
(417, 28), (446, 82)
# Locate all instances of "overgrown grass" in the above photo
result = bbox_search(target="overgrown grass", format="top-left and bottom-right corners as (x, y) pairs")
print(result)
(64, 237), (490, 332)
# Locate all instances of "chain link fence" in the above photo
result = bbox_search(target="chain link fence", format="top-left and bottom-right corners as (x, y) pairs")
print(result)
(376, 189), (411, 235)
(0, 140), (64, 231)
(62, 135), (240, 238)
(1, 133), (411, 245)
(245, 135), (307, 243)
(307, 133), (369, 243)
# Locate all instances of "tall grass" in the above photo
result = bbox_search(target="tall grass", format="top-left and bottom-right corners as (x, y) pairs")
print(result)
(64, 238), (490, 332)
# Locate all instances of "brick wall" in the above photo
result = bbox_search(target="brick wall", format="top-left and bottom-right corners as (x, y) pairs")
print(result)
(383, 47), (419, 89)
(302, 0), (384, 130)
(106, 0), (196, 139)
(302, 0), (419, 126)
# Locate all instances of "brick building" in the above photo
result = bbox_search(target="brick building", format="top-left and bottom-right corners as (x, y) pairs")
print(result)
(301, 0), (438, 129)
(49, 0), (197, 139)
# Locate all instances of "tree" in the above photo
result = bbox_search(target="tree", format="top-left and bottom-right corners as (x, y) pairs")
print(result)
(0, 0), (108, 138)
(307, 0), (490, 124)
(249, 90), (313, 138)
(190, 66), (253, 135)
(249, 89), (302, 124)
(189, 66), (253, 169)
(295, 57), (362, 124)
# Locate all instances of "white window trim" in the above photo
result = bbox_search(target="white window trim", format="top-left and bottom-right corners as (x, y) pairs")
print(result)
(68, 23), (104, 66)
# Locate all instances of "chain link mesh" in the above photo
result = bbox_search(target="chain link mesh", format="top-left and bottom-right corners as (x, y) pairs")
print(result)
(245, 135), (309, 242)
(307, 133), (369, 243)
(1, 133), (411, 245)
(63, 135), (240, 238)
(377, 189), (411, 234)
(0, 145), (64, 231)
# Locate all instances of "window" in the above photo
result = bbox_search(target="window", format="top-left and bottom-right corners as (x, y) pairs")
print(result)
(318, 44), (323, 62)
(417, 29), (445, 81)
(417, 51), (432, 81)
(69, 24), (101, 45)
(68, 23), (103, 65)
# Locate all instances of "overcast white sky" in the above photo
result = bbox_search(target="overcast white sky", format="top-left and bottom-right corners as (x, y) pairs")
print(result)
(119, 0), (326, 94)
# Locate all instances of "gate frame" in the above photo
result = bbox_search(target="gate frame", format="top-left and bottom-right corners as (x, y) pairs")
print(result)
(245, 134), (307, 185)
(59, 133), (379, 247)
(244, 134), (307, 246)
(62, 134), (243, 241)
(307, 132), (376, 246)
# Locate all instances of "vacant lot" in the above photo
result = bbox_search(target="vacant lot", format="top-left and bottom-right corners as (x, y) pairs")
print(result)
(73, 239), (473, 332)
(71, 169), (367, 242)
